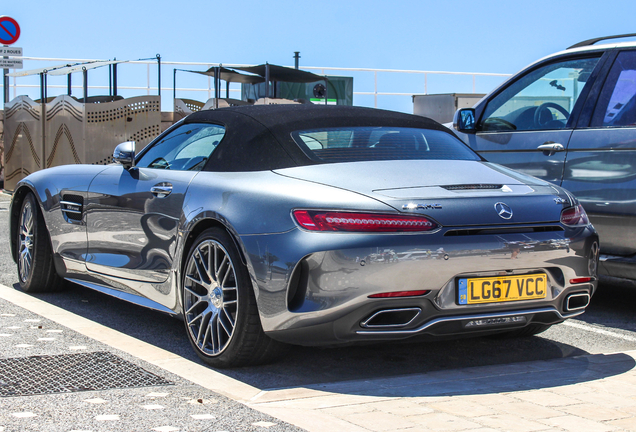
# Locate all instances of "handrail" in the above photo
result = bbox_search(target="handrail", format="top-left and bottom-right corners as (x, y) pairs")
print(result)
(4, 57), (512, 110)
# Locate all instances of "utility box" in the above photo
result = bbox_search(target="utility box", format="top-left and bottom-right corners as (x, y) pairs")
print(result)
(413, 93), (485, 124)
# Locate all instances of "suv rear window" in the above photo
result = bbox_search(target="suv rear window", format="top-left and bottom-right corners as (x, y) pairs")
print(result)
(291, 127), (480, 163)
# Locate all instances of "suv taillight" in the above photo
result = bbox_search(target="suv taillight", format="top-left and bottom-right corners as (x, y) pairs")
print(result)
(293, 210), (439, 232)
(560, 204), (589, 227)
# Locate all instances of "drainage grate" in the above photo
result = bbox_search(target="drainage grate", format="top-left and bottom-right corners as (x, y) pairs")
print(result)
(0, 351), (173, 397)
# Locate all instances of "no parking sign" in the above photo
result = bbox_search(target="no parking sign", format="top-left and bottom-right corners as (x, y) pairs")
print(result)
(0, 16), (20, 45)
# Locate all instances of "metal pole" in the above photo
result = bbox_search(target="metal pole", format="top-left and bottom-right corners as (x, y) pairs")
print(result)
(109, 64), (112, 95)
(67, 72), (72, 96)
(44, 73), (48, 100)
(214, 66), (219, 109)
(113, 62), (118, 96)
(39, 73), (46, 170)
(39, 73), (45, 102)
(3, 44), (8, 104)
(294, 51), (300, 69)
(173, 69), (176, 99)
(374, 71), (377, 108)
(226, 80), (230, 99)
(83, 67), (88, 101)
(156, 54), (161, 96)
(324, 79), (328, 105)
(265, 63), (270, 99)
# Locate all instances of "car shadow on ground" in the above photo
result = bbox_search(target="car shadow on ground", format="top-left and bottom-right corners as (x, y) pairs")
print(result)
(20, 281), (631, 395)
(578, 278), (636, 333)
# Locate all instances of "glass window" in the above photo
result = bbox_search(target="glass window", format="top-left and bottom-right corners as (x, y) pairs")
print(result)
(291, 127), (480, 163)
(136, 123), (225, 171)
(479, 56), (601, 132)
(591, 51), (636, 127)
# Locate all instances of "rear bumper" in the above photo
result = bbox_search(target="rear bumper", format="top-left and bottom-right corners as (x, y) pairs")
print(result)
(239, 224), (598, 345)
(267, 305), (585, 346)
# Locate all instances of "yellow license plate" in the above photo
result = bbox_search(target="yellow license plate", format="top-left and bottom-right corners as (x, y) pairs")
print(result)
(458, 273), (547, 305)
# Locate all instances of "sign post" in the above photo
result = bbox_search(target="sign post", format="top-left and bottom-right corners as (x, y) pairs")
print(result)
(0, 16), (21, 103)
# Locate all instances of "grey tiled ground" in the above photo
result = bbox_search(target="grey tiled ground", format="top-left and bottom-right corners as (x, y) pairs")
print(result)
(0, 298), (304, 432)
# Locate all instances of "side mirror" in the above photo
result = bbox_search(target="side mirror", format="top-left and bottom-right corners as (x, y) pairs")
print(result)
(453, 108), (476, 133)
(113, 141), (136, 169)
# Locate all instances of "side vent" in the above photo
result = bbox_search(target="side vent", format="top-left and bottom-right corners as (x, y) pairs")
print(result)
(61, 194), (84, 223)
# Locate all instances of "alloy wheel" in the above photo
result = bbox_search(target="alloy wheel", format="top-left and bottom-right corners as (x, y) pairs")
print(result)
(18, 200), (34, 283)
(589, 241), (600, 277)
(183, 239), (239, 356)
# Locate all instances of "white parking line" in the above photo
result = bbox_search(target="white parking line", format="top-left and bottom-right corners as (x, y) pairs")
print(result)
(563, 320), (636, 342)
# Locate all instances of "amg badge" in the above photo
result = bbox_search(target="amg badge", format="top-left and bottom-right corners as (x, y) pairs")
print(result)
(402, 203), (442, 210)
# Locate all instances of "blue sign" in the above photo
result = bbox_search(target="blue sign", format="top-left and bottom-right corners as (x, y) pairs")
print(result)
(0, 16), (20, 45)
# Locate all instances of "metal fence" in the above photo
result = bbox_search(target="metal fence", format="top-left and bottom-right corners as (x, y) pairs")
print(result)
(4, 57), (511, 113)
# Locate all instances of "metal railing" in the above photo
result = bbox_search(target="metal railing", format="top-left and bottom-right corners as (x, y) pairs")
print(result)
(4, 57), (512, 112)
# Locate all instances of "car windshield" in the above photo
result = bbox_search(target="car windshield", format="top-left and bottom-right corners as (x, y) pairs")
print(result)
(291, 126), (480, 163)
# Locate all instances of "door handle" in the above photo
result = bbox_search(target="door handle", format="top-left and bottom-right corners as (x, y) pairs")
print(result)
(151, 183), (173, 198)
(537, 142), (565, 156)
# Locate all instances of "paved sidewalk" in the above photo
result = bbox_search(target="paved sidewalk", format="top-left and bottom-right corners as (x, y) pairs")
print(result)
(1, 283), (636, 432)
(250, 351), (636, 431)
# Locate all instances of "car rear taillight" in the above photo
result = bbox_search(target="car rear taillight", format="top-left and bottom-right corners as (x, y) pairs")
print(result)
(293, 210), (439, 232)
(560, 204), (589, 227)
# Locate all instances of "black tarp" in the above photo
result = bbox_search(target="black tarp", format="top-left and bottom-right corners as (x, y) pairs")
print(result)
(188, 66), (265, 84)
(233, 64), (326, 83)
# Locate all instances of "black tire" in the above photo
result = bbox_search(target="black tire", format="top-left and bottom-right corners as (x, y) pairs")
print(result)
(17, 193), (64, 293)
(490, 323), (552, 339)
(181, 227), (284, 368)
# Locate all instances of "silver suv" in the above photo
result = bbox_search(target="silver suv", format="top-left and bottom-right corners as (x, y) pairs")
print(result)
(451, 34), (636, 281)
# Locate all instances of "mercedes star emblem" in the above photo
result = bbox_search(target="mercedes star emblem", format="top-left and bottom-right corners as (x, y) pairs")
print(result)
(494, 202), (513, 220)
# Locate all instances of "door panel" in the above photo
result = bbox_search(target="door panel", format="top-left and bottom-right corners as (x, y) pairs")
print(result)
(563, 128), (636, 255)
(465, 55), (602, 184)
(86, 166), (197, 282)
(84, 122), (226, 283)
(465, 130), (572, 183)
(563, 50), (636, 256)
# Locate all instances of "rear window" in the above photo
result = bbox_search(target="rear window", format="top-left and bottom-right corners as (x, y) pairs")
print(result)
(291, 127), (480, 163)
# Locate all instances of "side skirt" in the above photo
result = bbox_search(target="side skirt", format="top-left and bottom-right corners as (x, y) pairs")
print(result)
(66, 278), (179, 317)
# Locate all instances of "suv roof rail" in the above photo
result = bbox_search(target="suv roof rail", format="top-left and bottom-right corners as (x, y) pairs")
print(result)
(568, 33), (636, 50)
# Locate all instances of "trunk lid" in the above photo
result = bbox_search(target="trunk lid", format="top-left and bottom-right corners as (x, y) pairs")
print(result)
(274, 160), (568, 226)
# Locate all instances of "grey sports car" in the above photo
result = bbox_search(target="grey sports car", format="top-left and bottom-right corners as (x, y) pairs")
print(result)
(10, 105), (599, 368)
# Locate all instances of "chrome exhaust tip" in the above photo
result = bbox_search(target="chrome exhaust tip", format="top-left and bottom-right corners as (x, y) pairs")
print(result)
(360, 308), (421, 328)
(565, 292), (590, 312)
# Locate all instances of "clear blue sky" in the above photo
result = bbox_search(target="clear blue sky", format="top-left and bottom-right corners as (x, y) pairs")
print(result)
(4, 0), (636, 112)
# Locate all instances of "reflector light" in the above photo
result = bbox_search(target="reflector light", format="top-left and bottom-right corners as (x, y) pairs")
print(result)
(369, 290), (430, 298)
(560, 204), (590, 227)
(570, 277), (593, 284)
(293, 210), (439, 232)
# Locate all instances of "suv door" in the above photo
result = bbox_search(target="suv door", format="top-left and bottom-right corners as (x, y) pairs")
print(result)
(459, 54), (604, 183)
(562, 50), (636, 259)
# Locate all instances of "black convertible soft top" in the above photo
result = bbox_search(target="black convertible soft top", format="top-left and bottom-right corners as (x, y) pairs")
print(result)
(182, 105), (459, 172)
